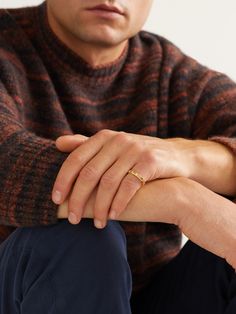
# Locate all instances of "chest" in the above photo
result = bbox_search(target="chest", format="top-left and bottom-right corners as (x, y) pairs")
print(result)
(21, 67), (161, 139)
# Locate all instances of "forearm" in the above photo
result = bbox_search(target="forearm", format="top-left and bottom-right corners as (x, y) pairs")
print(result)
(58, 176), (236, 268)
(177, 178), (236, 269)
(0, 128), (67, 227)
(58, 177), (184, 224)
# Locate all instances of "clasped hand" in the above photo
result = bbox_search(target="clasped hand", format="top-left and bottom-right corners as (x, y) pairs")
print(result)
(52, 129), (190, 228)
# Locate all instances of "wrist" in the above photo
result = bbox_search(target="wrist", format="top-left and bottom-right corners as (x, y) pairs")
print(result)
(159, 176), (197, 226)
(184, 139), (236, 195)
(123, 176), (192, 225)
(166, 138), (197, 179)
(177, 178), (236, 268)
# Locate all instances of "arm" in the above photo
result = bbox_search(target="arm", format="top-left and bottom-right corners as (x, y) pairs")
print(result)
(0, 84), (68, 227)
(166, 57), (236, 197)
(58, 176), (236, 269)
(189, 71), (236, 196)
(166, 137), (236, 196)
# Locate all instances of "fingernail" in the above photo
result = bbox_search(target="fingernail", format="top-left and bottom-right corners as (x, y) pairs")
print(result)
(68, 212), (79, 224)
(109, 210), (116, 220)
(94, 219), (104, 229)
(53, 190), (62, 204)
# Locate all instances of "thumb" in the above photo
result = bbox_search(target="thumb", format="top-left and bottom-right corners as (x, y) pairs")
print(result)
(56, 134), (88, 152)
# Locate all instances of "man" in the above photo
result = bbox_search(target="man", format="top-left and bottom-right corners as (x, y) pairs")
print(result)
(0, 0), (236, 313)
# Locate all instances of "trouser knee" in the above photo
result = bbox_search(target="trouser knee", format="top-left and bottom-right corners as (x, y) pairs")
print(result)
(0, 219), (132, 314)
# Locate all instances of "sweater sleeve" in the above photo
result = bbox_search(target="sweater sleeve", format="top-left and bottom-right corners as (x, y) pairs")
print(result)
(167, 48), (236, 154)
(0, 87), (68, 227)
(190, 70), (236, 201)
(191, 71), (236, 155)
(167, 47), (236, 197)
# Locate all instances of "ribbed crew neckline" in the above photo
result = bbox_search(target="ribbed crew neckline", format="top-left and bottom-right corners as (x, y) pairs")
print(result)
(36, 2), (129, 78)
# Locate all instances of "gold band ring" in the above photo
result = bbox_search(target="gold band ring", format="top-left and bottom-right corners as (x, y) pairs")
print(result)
(128, 170), (146, 186)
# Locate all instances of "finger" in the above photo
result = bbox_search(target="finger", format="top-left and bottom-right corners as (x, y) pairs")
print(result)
(109, 165), (150, 220)
(67, 133), (132, 225)
(92, 152), (138, 228)
(67, 152), (118, 224)
(92, 140), (152, 228)
(56, 134), (88, 152)
(52, 130), (115, 205)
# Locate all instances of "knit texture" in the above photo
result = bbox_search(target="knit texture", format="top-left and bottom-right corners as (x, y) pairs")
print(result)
(0, 2), (236, 293)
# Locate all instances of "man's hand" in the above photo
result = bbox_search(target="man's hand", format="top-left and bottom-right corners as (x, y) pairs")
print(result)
(52, 130), (196, 228)
(52, 130), (236, 229)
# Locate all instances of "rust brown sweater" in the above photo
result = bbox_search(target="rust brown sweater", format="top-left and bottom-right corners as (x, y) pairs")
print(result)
(1, 2), (236, 293)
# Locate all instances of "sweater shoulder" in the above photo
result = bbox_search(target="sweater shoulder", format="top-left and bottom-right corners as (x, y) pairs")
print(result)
(143, 31), (207, 68)
(137, 31), (184, 63)
(0, 6), (36, 50)
(138, 31), (222, 85)
(0, 6), (35, 29)
(0, 6), (38, 79)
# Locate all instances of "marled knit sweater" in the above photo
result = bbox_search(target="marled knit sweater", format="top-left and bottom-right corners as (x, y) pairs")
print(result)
(1, 2), (236, 294)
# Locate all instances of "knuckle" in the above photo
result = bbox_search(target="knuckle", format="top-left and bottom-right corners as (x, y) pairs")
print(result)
(111, 199), (124, 213)
(68, 198), (80, 212)
(114, 132), (129, 144)
(55, 173), (72, 191)
(100, 172), (116, 187)
(79, 164), (99, 181)
(67, 152), (84, 165)
(143, 150), (157, 165)
(130, 141), (143, 154)
(54, 180), (66, 191)
(123, 177), (139, 190)
(97, 129), (112, 137)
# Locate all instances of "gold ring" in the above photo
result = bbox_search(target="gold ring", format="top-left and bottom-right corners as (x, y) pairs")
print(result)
(128, 170), (146, 186)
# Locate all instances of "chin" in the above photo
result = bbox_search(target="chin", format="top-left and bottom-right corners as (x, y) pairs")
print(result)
(76, 26), (128, 46)
(82, 36), (126, 49)
(89, 37), (124, 47)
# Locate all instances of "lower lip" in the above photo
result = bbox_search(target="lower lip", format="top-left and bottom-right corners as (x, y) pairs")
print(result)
(87, 9), (123, 19)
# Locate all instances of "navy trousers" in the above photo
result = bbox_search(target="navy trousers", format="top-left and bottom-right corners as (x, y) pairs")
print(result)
(0, 218), (236, 314)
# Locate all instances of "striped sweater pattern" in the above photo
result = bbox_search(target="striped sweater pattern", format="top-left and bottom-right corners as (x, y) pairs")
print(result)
(1, 2), (236, 293)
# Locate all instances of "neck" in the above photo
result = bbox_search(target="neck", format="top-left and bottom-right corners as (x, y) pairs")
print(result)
(47, 9), (128, 67)
(63, 39), (128, 67)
